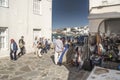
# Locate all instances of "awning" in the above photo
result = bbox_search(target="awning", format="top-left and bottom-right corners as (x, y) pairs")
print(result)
(88, 12), (120, 19)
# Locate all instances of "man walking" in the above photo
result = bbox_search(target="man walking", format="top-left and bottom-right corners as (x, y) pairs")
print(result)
(54, 36), (64, 65)
(18, 36), (25, 56)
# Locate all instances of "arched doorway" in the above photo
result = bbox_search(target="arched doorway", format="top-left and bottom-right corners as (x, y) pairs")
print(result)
(98, 18), (120, 36)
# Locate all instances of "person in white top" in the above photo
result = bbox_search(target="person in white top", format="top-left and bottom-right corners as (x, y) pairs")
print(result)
(33, 37), (42, 58)
(33, 37), (38, 54)
(54, 36), (64, 65)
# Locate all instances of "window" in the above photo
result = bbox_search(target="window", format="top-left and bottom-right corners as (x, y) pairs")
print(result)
(0, 27), (8, 50)
(0, 0), (9, 7)
(33, 0), (42, 15)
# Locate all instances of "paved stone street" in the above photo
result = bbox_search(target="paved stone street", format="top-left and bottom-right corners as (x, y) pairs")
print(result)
(0, 49), (90, 80)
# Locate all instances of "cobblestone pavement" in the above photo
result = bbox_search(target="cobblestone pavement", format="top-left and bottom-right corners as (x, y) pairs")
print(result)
(0, 49), (90, 80)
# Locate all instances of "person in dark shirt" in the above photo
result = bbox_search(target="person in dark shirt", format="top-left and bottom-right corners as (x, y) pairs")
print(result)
(18, 36), (25, 56)
(10, 39), (18, 60)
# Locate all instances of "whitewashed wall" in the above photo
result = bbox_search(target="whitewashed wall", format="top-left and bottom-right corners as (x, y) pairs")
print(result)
(89, 0), (120, 14)
(0, 0), (52, 57)
(89, 0), (120, 33)
(89, 0), (120, 9)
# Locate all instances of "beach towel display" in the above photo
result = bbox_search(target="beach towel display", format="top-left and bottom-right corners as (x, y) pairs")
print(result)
(58, 44), (69, 63)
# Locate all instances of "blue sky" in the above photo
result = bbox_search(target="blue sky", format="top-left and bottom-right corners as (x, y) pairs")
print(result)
(52, 0), (89, 29)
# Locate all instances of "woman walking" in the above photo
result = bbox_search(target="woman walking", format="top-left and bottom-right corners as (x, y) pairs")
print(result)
(10, 39), (18, 60)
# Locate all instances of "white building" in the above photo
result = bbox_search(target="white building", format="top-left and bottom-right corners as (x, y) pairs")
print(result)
(0, 0), (52, 57)
(88, 0), (120, 35)
(66, 28), (71, 33)
(57, 26), (89, 36)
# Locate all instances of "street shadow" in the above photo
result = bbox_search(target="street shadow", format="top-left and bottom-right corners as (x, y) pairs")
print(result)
(64, 44), (90, 80)
(63, 63), (89, 80)
(17, 52), (23, 59)
(50, 55), (55, 64)
(17, 47), (26, 60)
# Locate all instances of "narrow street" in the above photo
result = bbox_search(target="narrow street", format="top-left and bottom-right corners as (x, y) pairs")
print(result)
(0, 49), (90, 80)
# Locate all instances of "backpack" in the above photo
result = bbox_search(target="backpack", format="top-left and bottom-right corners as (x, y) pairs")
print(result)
(19, 39), (24, 48)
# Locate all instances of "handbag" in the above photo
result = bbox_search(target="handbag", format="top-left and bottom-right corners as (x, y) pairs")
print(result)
(82, 58), (92, 71)
(83, 54), (93, 71)
(82, 39), (93, 71)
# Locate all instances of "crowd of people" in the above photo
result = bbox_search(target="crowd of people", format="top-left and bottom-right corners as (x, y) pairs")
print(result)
(9, 33), (120, 70)
(31, 36), (86, 69)
(10, 36), (52, 61)
(33, 36), (51, 58)
(52, 33), (120, 70)
(53, 35), (88, 71)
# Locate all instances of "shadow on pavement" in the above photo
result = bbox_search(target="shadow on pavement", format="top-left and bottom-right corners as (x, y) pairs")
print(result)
(50, 55), (55, 64)
(63, 63), (89, 80)
(50, 48), (90, 80)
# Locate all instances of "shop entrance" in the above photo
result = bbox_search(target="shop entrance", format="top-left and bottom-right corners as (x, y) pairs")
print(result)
(33, 29), (41, 40)
(98, 18), (120, 36)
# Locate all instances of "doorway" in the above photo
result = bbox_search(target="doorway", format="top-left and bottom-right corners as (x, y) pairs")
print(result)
(33, 29), (42, 40)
